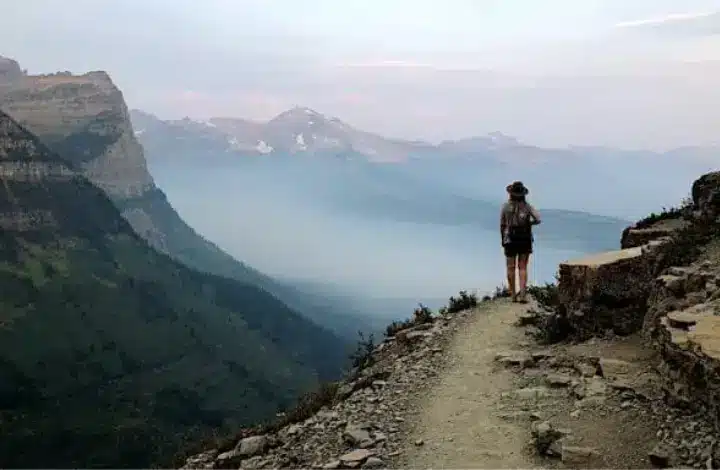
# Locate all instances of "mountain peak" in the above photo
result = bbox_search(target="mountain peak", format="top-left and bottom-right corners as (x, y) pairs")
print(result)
(487, 131), (520, 146)
(270, 106), (326, 124)
(290, 106), (322, 116)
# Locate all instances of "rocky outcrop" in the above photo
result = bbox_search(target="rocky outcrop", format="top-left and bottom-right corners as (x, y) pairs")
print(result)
(0, 70), (154, 199)
(653, 268), (720, 430)
(557, 190), (702, 339)
(0, 56), (23, 84)
(557, 243), (664, 338)
(692, 172), (720, 223)
(651, 255), (720, 428)
(0, 107), (75, 231)
(621, 218), (689, 249)
(557, 170), (720, 461)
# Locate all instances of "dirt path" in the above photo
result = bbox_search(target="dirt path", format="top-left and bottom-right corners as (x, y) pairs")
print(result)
(399, 299), (538, 469)
(396, 297), (670, 469)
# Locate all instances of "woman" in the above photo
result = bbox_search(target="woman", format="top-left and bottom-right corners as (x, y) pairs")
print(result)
(500, 181), (541, 303)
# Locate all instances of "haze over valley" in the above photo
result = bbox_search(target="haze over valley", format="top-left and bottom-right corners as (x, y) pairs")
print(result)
(132, 107), (714, 314)
(0, 0), (718, 467)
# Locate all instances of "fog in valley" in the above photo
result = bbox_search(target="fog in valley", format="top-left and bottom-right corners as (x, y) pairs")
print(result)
(147, 156), (633, 314)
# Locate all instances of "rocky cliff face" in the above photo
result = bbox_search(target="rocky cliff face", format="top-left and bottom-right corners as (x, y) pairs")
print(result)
(555, 172), (720, 339)
(551, 169), (720, 460)
(0, 71), (154, 201)
(0, 58), (359, 340)
(0, 66), (228, 264)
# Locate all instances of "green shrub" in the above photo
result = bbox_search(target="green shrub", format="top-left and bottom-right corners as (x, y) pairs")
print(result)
(635, 196), (692, 229)
(348, 332), (376, 370)
(412, 303), (434, 323)
(446, 290), (478, 313)
(385, 319), (413, 337)
(527, 282), (560, 310)
(385, 303), (435, 337)
(529, 312), (573, 345)
(493, 286), (511, 299)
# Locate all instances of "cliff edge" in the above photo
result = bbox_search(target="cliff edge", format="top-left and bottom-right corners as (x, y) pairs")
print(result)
(0, 69), (154, 198)
(179, 170), (720, 469)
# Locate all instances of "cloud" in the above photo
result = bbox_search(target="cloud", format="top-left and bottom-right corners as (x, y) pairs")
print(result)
(614, 11), (716, 28)
(135, 88), (291, 121)
(613, 10), (720, 36)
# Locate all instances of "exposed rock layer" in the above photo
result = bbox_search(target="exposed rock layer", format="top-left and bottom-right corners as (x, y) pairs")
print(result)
(0, 71), (154, 199)
(558, 170), (720, 447)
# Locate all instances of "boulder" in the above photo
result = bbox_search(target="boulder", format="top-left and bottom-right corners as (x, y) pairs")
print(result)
(531, 420), (566, 455)
(545, 373), (572, 388)
(598, 358), (631, 380)
(648, 442), (672, 468)
(362, 457), (385, 468)
(561, 445), (599, 465)
(494, 350), (535, 368)
(343, 424), (373, 447)
(558, 243), (662, 339)
(183, 450), (217, 469)
(237, 435), (270, 457)
(339, 449), (374, 467)
(691, 171), (720, 222)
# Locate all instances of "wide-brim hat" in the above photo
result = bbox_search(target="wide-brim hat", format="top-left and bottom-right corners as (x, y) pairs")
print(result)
(506, 181), (529, 196)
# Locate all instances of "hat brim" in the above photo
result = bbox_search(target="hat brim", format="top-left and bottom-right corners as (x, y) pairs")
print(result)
(506, 184), (529, 195)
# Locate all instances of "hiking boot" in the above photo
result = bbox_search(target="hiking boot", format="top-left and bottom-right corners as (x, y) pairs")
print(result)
(518, 290), (529, 304)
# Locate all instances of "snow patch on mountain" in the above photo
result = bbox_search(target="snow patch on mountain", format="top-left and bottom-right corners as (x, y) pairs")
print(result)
(256, 140), (274, 154)
(296, 133), (307, 150)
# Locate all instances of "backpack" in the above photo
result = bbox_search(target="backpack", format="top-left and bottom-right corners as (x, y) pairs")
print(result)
(505, 203), (533, 243)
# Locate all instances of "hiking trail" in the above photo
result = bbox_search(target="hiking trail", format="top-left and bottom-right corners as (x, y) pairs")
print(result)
(397, 299), (535, 468)
(396, 298), (663, 469)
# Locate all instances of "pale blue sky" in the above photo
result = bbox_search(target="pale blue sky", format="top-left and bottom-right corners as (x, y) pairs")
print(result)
(1, 0), (719, 149)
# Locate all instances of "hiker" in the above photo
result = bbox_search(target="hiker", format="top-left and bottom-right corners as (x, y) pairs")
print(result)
(500, 181), (541, 303)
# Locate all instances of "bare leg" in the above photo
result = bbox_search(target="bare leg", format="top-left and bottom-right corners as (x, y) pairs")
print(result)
(506, 256), (517, 299)
(518, 253), (530, 301)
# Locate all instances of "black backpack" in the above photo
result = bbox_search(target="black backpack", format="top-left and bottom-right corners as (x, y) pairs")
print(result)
(507, 204), (533, 242)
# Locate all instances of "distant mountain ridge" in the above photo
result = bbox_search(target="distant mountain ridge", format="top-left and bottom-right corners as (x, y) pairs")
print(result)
(132, 108), (718, 220)
(131, 107), (719, 165)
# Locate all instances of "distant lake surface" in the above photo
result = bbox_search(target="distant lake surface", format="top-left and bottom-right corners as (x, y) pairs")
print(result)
(149, 158), (619, 305)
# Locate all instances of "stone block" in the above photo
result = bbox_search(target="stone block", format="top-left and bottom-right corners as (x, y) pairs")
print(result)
(558, 246), (652, 338)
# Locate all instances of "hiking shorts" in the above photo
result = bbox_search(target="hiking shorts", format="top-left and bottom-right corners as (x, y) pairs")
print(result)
(503, 240), (533, 258)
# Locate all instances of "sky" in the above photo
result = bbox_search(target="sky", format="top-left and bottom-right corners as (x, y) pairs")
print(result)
(1, 0), (719, 149)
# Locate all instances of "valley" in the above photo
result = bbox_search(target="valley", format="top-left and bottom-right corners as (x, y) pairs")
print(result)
(0, 32), (715, 468)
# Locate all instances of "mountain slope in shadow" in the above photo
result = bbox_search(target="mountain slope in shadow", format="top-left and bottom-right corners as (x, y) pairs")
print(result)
(0, 109), (347, 468)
